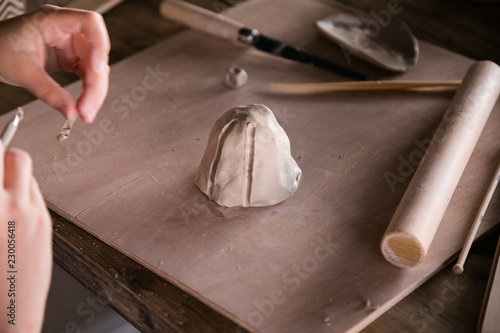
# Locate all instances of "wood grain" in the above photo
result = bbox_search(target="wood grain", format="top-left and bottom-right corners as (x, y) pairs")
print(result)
(51, 211), (250, 333)
(0, 0), (498, 331)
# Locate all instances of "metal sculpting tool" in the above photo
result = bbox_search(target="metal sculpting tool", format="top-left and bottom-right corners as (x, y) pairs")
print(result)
(1, 107), (24, 147)
(160, 0), (367, 80)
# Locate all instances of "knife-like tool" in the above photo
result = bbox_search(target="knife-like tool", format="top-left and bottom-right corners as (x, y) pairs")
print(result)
(160, 0), (367, 80)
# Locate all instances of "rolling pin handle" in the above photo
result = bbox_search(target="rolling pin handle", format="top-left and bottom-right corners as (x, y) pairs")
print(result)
(160, 0), (245, 42)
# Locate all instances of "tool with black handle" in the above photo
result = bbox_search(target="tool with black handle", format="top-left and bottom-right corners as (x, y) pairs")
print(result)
(160, 0), (367, 80)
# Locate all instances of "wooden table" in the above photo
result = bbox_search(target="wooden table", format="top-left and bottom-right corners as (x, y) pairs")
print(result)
(1, 1), (499, 332)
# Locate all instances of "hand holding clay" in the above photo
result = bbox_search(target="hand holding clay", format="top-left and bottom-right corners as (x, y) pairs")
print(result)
(196, 104), (302, 207)
(0, 5), (110, 123)
(0, 142), (52, 332)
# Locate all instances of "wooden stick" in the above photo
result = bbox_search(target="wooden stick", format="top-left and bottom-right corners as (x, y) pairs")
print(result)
(453, 162), (500, 275)
(380, 61), (500, 269)
(270, 80), (462, 93)
(478, 234), (500, 333)
(66, 0), (124, 14)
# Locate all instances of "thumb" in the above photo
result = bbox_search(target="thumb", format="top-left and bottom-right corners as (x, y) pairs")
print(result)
(22, 68), (78, 121)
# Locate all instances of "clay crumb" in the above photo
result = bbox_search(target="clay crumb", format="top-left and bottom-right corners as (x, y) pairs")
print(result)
(224, 65), (248, 88)
(15, 107), (24, 120)
(57, 119), (74, 142)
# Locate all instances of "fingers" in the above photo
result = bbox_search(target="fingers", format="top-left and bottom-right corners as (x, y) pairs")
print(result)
(29, 177), (51, 223)
(40, 5), (110, 74)
(0, 141), (4, 186)
(72, 33), (109, 123)
(3, 149), (32, 199)
(80, 11), (110, 74)
(21, 67), (79, 121)
(77, 67), (109, 123)
(8, 6), (110, 122)
(72, 12), (110, 123)
(77, 55), (110, 123)
(1, 149), (48, 224)
(40, 6), (110, 123)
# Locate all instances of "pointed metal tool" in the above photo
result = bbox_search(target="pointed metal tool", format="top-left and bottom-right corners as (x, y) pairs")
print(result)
(160, 0), (366, 80)
(1, 107), (24, 147)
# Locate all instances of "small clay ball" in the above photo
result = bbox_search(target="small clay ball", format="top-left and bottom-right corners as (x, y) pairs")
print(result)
(224, 65), (248, 89)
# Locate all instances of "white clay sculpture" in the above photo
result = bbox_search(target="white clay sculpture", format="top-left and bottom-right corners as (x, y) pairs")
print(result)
(195, 104), (302, 207)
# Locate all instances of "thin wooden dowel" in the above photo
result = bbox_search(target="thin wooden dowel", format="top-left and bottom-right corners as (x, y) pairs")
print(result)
(270, 80), (462, 93)
(453, 161), (500, 275)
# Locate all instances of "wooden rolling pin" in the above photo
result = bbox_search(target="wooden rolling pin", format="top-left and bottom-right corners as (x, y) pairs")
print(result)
(381, 60), (500, 268)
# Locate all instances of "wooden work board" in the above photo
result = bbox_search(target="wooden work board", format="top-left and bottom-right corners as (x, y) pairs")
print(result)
(2, 0), (500, 331)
